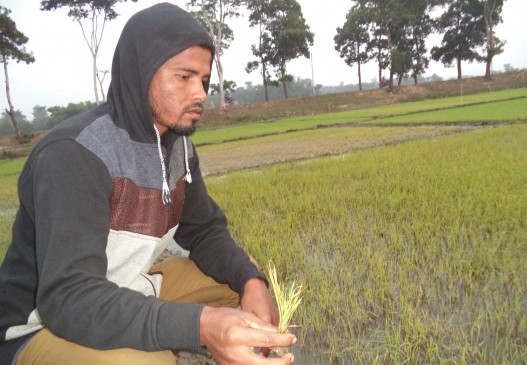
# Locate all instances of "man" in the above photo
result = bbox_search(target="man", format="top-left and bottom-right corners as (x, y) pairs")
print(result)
(0, 3), (296, 364)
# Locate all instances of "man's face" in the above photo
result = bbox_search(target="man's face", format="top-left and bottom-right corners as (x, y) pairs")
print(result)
(149, 46), (212, 135)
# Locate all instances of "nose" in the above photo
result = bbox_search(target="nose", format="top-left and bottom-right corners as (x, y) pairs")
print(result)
(193, 80), (207, 103)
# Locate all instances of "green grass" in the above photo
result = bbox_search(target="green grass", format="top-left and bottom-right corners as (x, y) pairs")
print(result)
(370, 97), (527, 124)
(0, 158), (24, 259)
(205, 124), (527, 363)
(192, 88), (527, 145)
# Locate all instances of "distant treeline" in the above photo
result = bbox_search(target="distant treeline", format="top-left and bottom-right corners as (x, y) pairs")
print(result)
(0, 65), (521, 137)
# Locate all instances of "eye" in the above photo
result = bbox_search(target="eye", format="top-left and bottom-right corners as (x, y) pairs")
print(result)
(176, 73), (191, 81)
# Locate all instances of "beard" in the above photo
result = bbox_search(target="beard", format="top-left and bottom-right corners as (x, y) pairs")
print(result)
(168, 119), (198, 136)
(150, 101), (202, 136)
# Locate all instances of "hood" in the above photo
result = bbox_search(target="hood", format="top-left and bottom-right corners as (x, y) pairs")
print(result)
(107, 2), (215, 143)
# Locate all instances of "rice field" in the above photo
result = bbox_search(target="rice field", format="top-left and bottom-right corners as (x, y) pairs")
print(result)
(205, 124), (527, 363)
(191, 88), (527, 145)
(0, 89), (526, 364)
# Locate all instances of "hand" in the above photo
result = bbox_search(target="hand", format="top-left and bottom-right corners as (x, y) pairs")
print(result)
(241, 278), (279, 326)
(199, 306), (296, 365)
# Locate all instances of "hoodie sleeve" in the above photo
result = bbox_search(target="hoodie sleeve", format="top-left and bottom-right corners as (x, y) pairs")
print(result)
(26, 139), (206, 353)
(174, 148), (265, 294)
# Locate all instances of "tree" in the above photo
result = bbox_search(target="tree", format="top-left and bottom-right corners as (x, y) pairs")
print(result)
(0, 6), (35, 141)
(355, 0), (438, 89)
(367, 24), (390, 87)
(32, 105), (51, 131)
(40, 0), (138, 105)
(209, 79), (237, 95)
(187, 0), (244, 110)
(407, 0), (436, 84)
(431, 0), (485, 80)
(97, 69), (109, 101)
(46, 101), (96, 129)
(334, 4), (371, 90)
(267, 0), (314, 99)
(477, 0), (505, 79)
(0, 109), (31, 136)
(356, 0), (401, 90)
(246, 0), (276, 102)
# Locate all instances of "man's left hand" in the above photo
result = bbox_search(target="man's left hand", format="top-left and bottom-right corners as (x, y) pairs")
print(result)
(240, 278), (279, 326)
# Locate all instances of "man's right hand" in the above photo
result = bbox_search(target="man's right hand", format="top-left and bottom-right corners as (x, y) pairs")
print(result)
(199, 306), (296, 364)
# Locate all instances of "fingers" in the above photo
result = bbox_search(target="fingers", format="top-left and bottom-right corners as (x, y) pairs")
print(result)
(241, 327), (297, 349)
(256, 352), (295, 365)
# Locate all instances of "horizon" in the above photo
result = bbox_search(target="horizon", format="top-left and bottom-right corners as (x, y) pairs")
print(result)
(1, 0), (526, 118)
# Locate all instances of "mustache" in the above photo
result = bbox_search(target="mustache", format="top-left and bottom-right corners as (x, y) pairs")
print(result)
(182, 102), (203, 113)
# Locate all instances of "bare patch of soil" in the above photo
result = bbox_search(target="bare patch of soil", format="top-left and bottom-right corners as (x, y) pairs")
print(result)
(197, 125), (478, 176)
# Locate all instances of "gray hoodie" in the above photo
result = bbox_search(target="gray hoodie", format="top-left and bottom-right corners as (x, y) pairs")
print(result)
(0, 3), (263, 363)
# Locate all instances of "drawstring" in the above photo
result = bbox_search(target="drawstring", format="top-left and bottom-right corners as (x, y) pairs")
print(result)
(183, 136), (192, 184)
(153, 126), (193, 205)
(153, 125), (172, 205)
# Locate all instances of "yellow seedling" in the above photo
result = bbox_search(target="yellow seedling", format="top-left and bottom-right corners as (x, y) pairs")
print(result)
(267, 260), (303, 334)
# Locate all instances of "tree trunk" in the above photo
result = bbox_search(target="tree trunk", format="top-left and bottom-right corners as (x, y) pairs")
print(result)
(3, 58), (21, 140)
(389, 67), (395, 92)
(357, 61), (362, 91)
(280, 64), (288, 99)
(484, 56), (492, 80)
(215, 53), (226, 110)
(357, 43), (362, 91)
(387, 35), (394, 92)
(97, 70), (108, 102)
(377, 46), (383, 83)
(457, 57), (462, 80)
(92, 53), (100, 104)
(483, 1), (495, 80)
(262, 60), (269, 102)
(282, 80), (288, 99)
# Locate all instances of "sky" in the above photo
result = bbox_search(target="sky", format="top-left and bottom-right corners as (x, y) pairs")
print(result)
(1, 0), (526, 118)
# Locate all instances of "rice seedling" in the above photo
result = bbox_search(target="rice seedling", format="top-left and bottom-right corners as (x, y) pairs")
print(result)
(267, 260), (304, 334)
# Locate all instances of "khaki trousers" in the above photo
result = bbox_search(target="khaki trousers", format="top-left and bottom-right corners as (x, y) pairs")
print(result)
(16, 257), (241, 365)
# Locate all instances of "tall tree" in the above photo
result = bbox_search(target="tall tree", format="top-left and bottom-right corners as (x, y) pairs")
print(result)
(477, 0), (505, 79)
(334, 4), (371, 90)
(267, 0), (313, 99)
(406, 0), (436, 84)
(246, 0), (275, 102)
(0, 6), (35, 141)
(367, 23), (390, 87)
(187, 0), (244, 110)
(40, 0), (138, 105)
(431, 0), (485, 80)
(358, 0), (439, 89)
(357, 0), (404, 90)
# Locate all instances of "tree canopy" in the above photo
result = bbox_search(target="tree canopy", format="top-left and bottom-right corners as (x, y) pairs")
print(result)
(246, 0), (313, 100)
(0, 6), (35, 140)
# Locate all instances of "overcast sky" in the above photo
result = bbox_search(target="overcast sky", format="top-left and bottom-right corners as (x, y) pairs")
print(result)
(2, 0), (526, 118)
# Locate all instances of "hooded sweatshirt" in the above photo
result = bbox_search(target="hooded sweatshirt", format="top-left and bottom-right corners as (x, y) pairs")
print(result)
(0, 3), (262, 363)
